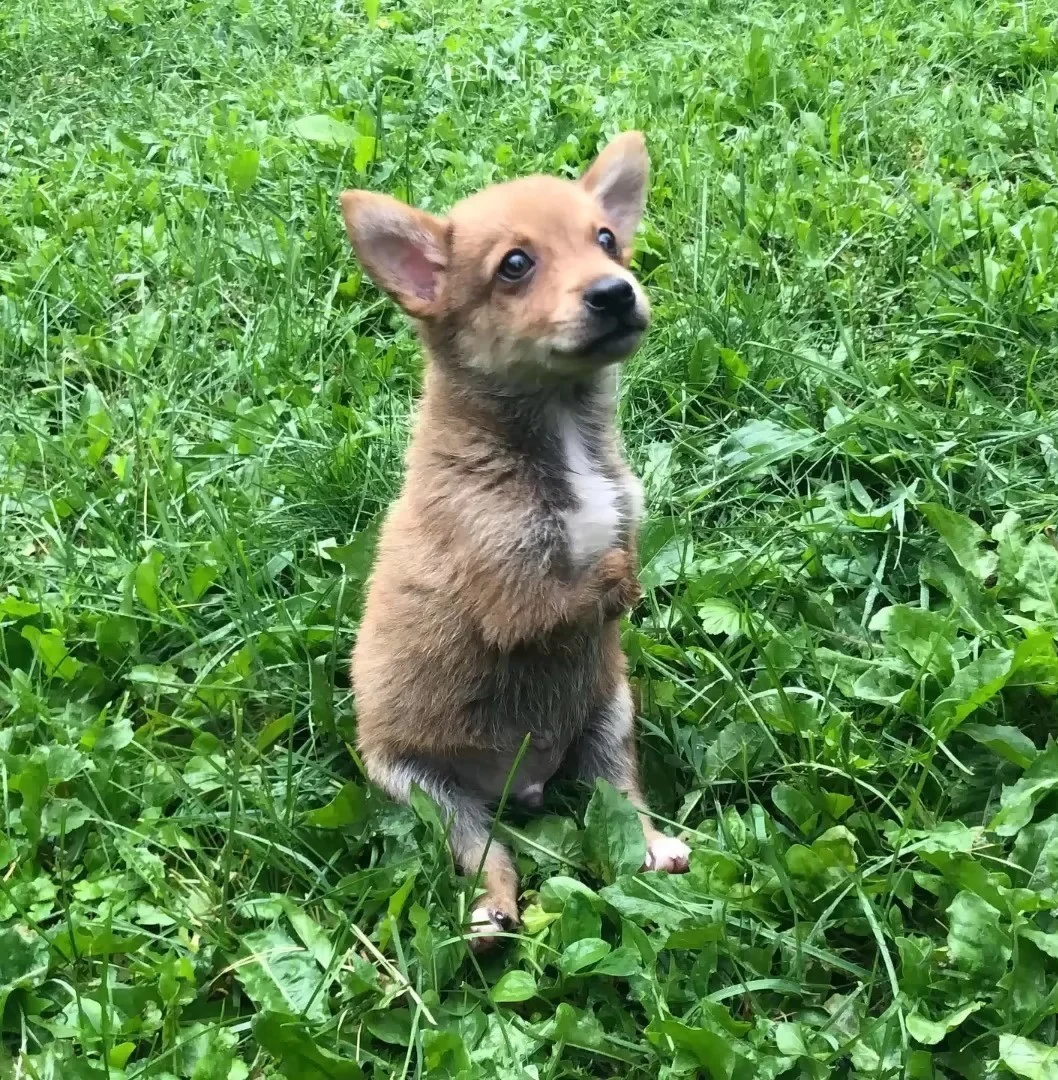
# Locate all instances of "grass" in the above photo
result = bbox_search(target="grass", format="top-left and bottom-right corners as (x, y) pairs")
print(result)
(2, 0), (1058, 1075)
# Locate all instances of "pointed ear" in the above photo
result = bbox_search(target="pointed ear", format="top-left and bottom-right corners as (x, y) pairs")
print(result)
(339, 191), (448, 318)
(580, 131), (649, 251)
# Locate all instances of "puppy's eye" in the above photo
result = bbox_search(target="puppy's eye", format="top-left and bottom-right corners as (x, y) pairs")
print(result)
(597, 227), (619, 257)
(497, 249), (534, 282)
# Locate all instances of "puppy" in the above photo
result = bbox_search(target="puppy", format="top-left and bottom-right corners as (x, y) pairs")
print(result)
(341, 132), (690, 948)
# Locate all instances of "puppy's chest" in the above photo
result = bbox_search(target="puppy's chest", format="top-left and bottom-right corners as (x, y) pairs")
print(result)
(556, 413), (638, 566)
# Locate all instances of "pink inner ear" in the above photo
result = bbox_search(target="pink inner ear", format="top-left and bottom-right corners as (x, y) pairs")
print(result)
(400, 246), (438, 302)
(377, 233), (439, 303)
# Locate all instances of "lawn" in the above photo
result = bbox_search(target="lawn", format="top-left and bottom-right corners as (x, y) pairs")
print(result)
(2, 0), (1058, 1076)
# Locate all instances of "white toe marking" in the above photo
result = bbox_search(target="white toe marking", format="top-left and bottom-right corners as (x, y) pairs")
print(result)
(646, 835), (690, 873)
(517, 781), (545, 804)
(470, 905), (501, 933)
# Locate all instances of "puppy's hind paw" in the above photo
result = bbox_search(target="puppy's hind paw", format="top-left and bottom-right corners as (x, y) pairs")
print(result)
(467, 904), (518, 952)
(643, 835), (690, 874)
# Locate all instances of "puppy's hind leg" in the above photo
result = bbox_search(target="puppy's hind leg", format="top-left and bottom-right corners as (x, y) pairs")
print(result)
(572, 679), (690, 874)
(363, 752), (520, 949)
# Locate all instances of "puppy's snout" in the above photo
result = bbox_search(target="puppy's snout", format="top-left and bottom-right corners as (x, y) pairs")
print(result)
(583, 276), (636, 319)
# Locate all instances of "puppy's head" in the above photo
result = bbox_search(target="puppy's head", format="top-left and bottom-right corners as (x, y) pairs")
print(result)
(340, 132), (651, 380)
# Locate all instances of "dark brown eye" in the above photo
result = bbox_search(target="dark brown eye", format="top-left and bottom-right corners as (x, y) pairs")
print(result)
(597, 227), (619, 257)
(498, 248), (534, 282)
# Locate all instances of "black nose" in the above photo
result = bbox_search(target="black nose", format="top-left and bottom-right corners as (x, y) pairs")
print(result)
(583, 276), (636, 318)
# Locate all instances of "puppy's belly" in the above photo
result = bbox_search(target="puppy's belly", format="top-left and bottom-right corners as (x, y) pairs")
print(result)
(444, 739), (570, 804)
(446, 626), (610, 802)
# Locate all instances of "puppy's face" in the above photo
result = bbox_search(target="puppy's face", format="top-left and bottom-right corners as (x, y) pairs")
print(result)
(340, 133), (651, 380)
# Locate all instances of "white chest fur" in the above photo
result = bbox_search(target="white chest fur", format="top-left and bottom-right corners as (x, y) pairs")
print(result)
(558, 409), (622, 567)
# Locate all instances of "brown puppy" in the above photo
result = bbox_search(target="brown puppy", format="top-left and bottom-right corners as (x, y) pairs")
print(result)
(341, 132), (690, 947)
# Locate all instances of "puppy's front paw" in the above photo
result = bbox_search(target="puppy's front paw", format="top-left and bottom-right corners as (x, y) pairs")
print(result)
(596, 549), (641, 618)
(467, 905), (518, 952)
(643, 835), (690, 874)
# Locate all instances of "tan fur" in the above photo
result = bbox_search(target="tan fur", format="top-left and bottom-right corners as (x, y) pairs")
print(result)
(342, 132), (689, 948)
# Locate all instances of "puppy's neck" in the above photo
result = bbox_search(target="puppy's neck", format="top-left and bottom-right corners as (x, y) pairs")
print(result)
(418, 355), (617, 458)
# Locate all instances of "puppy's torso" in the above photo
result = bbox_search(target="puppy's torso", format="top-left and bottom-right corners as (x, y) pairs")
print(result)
(352, 370), (641, 801)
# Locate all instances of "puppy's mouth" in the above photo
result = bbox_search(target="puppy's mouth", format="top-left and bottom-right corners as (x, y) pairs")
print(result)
(557, 317), (649, 363)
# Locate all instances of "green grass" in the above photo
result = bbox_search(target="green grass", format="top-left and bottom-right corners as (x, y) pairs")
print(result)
(2, 0), (1058, 1075)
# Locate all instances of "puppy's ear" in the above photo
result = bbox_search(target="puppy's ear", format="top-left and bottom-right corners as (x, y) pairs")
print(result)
(339, 191), (448, 318)
(580, 131), (649, 252)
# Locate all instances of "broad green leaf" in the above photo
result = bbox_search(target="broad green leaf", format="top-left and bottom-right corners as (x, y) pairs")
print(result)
(703, 720), (774, 780)
(303, 783), (366, 829)
(821, 790), (854, 820)
(647, 1017), (742, 1077)
(0, 925), (49, 1012)
(0, 596), (40, 620)
(253, 1013), (364, 1079)
(697, 598), (743, 637)
(20, 626), (82, 681)
(352, 135), (376, 174)
(279, 901), (336, 973)
(290, 114), (359, 146)
(1013, 536), (1058, 619)
(896, 935), (933, 999)
(558, 937), (611, 975)
(772, 782), (817, 834)
(993, 510), (1025, 585)
(547, 1002), (609, 1053)
(962, 723), (1038, 768)
(1018, 928), (1058, 959)
(134, 549), (164, 614)
(720, 346), (749, 384)
(946, 891), (1010, 979)
(812, 826), (858, 872)
(227, 148), (260, 194)
(774, 1021), (811, 1057)
(235, 930), (329, 1022)
(187, 563), (218, 601)
(52, 924), (146, 959)
(41, 797), (91, 838)
(518, 814), (582, 870)
(520, 903), (560, 934)
(905, 1001), (983, 1045)
(290, 116), (375, 171)
(639, 529), (694, 590)
(851, 664), (910, 706)
(689, 848), (742, 896)
(559, 890), (601, 947)
(926, 648), (1015, 739)
(582, 779), (646, 883)
(538, 876), (601, 913)
(109, 1044), (135, 1070)
(869, 604), (956, 679)
(991, 743), (1058, 837)
(919, 503), (998, 582)
(179, 1023), (242, 1080)
(919, 850), (1007, 912)
(1012, 815), (1058, 887)
(490, 969), (537, 1003)
(363, 1009), (413, 1045)
(999, 1034), (1058, 1080)
(599, 875), (702, 933)
(591, 945), (642, 976)
(898, 821), (978, 854)
(642, 440), (675, 497)
(256, 713), (294, 752)
(317, 524), (379, 581)
(470, 1014), (539, 1071)
(422, 1029), (469, 1074)
(712, 419), (814, 475)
